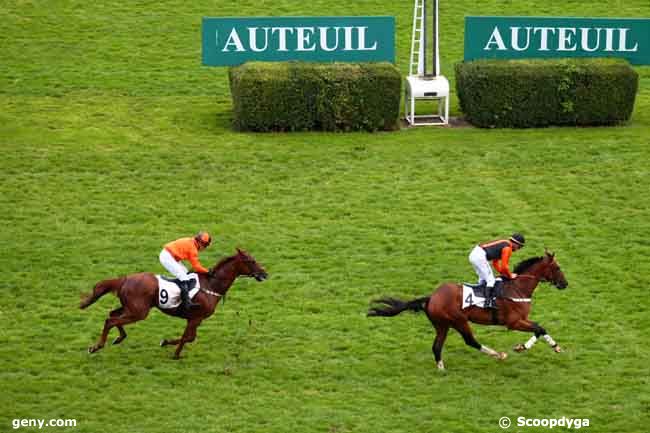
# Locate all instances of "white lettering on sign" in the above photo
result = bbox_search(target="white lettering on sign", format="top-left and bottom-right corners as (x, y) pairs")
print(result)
(557, 27), (577, 51)
(319, 27), (340, 52)
(296, 27), (316, 52)
(483, 26), (639, 53)
(219, 26), (379, 53)
(484, 27), (507, 50)
(223, 28), (245, 52)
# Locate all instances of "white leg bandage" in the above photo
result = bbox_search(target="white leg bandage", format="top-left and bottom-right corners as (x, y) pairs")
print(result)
(524, 335), (538, 350)
(543, 334), (557, 347)
(480, 345), (498, 357)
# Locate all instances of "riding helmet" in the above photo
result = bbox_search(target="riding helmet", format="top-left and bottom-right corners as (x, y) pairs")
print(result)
(196, 231), (212, 247)
(510, 233), (525, 246)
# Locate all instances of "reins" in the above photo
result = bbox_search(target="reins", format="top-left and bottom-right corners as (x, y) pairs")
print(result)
(202, 268), (227, 300)
(502, 274), (538, 303)
(200, 288), (222, 298)
(202, 255), (262, 302)
(515, 274), (538, 280)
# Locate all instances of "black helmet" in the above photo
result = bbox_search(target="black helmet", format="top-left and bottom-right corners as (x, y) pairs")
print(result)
(510, 233), (525, 246)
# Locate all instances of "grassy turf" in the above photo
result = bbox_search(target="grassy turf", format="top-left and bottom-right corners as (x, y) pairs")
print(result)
(1, 1), (649, 432)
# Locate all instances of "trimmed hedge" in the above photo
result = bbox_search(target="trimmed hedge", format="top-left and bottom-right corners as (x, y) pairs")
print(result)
(455, 58), (638, 128)
(229, 62), (401, 132)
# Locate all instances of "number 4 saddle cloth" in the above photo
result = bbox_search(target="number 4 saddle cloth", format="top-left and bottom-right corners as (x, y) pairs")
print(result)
(156, 274), (201, 309)
(461, 279), (503, 309)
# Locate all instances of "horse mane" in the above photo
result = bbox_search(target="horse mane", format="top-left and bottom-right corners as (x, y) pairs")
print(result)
(214, 254), (237, 270)
(513, 256), (544, 274)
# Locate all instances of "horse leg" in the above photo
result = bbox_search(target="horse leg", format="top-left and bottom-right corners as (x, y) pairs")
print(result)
(88, 309), (149, 354)
(453, 319), (508, 361)
(160, 338), (181, 347)
(109, 307), (127, 345)
(431, 323), (449, 370)
(510, 319), (562, 353)
(172, 319), (202, 359)
(160, 322), (190, 348)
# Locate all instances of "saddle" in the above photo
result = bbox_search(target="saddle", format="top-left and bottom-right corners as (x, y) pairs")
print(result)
(156, 274), (200, 309)
(464, 279), (504, 299)
(461, 279), (506, 311)
(159, 275), (197, 290)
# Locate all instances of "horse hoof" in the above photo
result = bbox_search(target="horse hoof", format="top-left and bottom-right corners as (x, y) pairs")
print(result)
(88, 346), (97, 354)
(160, 339), (167, 347)
(514, 344), (526, 353)
(112, 337), (125, 345)
(172, 354), (181, 360)
(498, 352), (508, 360)
(554, 345), (562, 353)
(436, 360), (445, 370)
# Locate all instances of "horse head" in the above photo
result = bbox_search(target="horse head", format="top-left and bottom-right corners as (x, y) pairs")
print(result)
(540, 250), (568, 289)
(234, 248), (268, 281)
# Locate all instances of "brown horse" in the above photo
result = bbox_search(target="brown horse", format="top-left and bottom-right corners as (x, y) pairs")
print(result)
(368, 251), (568, 370)
(81, 248), (267, 359)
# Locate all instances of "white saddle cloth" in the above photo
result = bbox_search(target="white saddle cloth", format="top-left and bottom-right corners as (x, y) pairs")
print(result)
(156, 274), (200, 309)
(461, 284), (486, 309)
(461, 278), (503, 309)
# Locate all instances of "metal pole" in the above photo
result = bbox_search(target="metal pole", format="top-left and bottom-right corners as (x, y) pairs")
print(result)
(424, 0), (439, 78)
(434, 0), (439, 76)
(422, 0), (427, 76)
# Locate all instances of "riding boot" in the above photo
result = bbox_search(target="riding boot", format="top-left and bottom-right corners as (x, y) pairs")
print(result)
(180, 281), (199, 311)
(485, 286), (497, 309)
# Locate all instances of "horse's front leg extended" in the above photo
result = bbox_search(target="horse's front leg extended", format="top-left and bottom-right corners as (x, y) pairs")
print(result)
(509, 319), (562, 353)
(172, 319), (202, 359)
(160, 337), (181, 347)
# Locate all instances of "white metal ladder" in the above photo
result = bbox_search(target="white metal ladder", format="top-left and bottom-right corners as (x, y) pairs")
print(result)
(409, 0), (425, 76)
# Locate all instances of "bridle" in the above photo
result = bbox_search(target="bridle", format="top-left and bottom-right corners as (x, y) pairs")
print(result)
(201, 257), (263, 298)
(508, 257), (562, 297)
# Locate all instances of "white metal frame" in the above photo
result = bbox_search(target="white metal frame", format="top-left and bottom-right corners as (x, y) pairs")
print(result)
(405, 0), (449, 126)
(405, 76), (449, 126)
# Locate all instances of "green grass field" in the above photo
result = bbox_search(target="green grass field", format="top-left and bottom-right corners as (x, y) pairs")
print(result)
(2, 1), (649, 432)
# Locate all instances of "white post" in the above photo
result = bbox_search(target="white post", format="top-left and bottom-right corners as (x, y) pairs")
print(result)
(434, 0), (440, 76)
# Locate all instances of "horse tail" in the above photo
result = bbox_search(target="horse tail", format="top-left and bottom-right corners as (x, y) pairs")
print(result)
(80, 277), (125, 309)
(367, 296), (431, 317)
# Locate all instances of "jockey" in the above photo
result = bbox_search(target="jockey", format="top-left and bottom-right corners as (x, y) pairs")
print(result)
(159, 232), (212, 311)
(468, 233), (525, 309)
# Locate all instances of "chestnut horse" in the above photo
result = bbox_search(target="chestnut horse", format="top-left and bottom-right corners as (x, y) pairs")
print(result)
(81, 248), (267, 359)
(368, 251), (568, 370)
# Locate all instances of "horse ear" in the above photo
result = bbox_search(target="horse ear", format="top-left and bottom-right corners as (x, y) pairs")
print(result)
(544, 248), (555, 258)
(236, 247), (243, 255)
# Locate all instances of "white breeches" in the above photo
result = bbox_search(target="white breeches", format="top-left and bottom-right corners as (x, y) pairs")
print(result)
(159, 249), (191, 281)
(469, 245), (495, 287)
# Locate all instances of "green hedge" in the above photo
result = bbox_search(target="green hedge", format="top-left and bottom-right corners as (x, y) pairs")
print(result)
(229, 62), (401, 132)
(455, 58), (638, 128)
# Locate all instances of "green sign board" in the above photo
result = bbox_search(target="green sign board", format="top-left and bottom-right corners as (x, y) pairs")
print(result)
(202, 16), (395, 66)
(464, 16), (650, 65)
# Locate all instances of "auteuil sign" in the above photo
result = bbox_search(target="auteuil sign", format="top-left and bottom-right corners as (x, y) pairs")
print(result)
(202, 17), (394, 66)
(465, 16), (650, 65)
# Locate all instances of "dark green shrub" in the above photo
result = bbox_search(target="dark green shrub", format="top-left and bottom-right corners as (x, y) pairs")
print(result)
(229, 62), (401, 132)
(455, 58), (638, 128)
